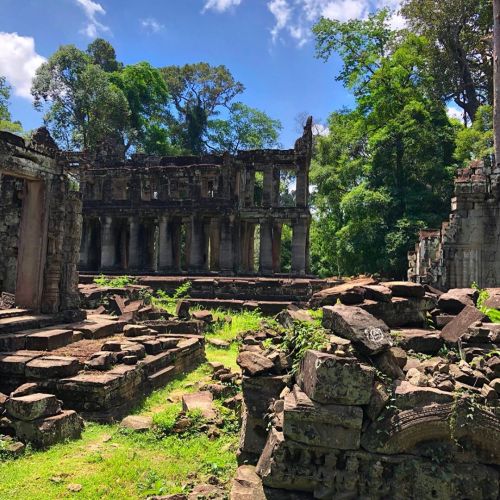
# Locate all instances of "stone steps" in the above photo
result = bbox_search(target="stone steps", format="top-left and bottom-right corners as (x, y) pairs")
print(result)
(0, 315), (61, 335)
(0, 308), (31, 320)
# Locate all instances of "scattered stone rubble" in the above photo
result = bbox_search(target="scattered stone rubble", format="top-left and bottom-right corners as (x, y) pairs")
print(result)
(233, 280), (500, 499)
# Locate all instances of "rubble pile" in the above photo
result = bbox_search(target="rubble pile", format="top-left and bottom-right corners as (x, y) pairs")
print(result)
(233, 281), (500, 499)
(0, 391), (83, 449)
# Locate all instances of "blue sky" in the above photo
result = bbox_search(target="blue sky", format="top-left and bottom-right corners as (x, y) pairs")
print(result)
(0, 0), (405, 147)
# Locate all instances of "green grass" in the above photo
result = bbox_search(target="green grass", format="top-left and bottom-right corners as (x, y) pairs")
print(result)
(0, 308), (260, 500)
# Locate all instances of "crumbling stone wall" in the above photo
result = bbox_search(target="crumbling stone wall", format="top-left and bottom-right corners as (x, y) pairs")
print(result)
(409, 160), (500, 289)
(77, 119), (313, 277)
(0, 129), (82, 314)
(0, 175), (23, 293)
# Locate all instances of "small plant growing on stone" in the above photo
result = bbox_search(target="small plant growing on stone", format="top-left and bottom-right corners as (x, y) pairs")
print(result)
(281, 321), (329, 373)
(93, 274), (137, 288)
(472, 282), (500, 323)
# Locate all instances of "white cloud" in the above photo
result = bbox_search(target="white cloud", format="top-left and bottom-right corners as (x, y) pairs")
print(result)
(268, 0), (404, 47)
(141, 18), (165, 34)
(0, 32), (45, 100)
(268, 0), (292, 41)
(312, 123), (329, 136)
(203, 0), (242, 13)
(74, 0), (110, 38)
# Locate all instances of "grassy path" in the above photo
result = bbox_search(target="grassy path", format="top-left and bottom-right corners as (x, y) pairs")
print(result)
(0, 311), (261, 500)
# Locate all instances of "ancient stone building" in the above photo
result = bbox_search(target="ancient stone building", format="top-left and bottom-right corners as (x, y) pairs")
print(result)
(78, 119), (313, 276)
(0, 129), (82, 314)
(409, 159), (500, 289)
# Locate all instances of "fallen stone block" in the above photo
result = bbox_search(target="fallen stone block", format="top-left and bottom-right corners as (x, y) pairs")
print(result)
(322, 304), (391, 355)
(282, 385), (362, 449)
(207, 338), (230, 349)
(123, 324), (150, 338)
(231, 465), (266, 500)
(362, 284), (392, 302)
(237, 351), (274, 376)
(6, 393), (61, 421)
(309, 277), (376, 308)
(12, 409), (83, 448)
(440, 306), (486, 343)
(298, 350), (374, 405)
(275, 308), (314, 329)
(384, 281), (425, 298)
(192, 310), (213, 323)
(393, 381), (454, 409)
(438, 288), (478, 315)
(120, 415), (153, 432)
(396, 329), (444, 354)
(182, 391), (216, 420)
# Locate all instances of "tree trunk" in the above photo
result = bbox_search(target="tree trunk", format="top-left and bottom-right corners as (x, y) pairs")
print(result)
(494, 0), (500, 168)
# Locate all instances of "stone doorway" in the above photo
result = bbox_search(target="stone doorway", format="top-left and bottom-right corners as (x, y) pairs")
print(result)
(0, 173), (49, 311)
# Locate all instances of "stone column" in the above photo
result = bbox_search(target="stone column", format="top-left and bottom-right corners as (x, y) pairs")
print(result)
(189, 216), (204, 271)
(272, 222), (282, 273)
(209, 218), (221, 271)
(296, 168), (308, 207)
(220, 218), (234, 273)
(272, 168), (280, 206)
(100, 216), (115, 269)
(291, 219), (307, 275)
(128, 217), (140, 269)
(259, 220), (273, 274)
(172, 219), (182, 272)
(151, 220), (159, 272)
(159, 216), (173, 270)
(263, 168), (273, 207)
(79, 219), (90, 269)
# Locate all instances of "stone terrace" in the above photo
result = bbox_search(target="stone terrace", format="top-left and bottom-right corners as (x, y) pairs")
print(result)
(0, 309), (205, 422)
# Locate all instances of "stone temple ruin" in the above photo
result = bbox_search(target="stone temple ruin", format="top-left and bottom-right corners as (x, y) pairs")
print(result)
(0, 121), (499, 497)
(79, 118), (312, 276)
(409, 159), (500, 289)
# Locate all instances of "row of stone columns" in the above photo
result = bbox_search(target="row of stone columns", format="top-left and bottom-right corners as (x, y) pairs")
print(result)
(81, 216), (309, 275)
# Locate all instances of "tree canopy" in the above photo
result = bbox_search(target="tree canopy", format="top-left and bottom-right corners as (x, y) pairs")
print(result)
(310, 15), (459, 278)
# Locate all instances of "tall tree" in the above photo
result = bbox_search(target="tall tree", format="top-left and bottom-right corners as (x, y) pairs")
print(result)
(311, 23), (457, 277)
(32, 45), (129, 151)
(32, 41), (168, 154)
(160, 63), (244, 153)
(86, 38), (122, 72)
(206, 102), (282, 153)
(401, 0), (493, 122)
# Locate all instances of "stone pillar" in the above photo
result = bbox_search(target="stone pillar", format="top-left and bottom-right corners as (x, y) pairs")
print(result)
(291, 219), (308, 275)
(259, 220), (273, 274)
(189, 216), (204, 271)
(159, 216), (173, 270)
(209, 218), (221, 271)
(272, 168), (280, 206)
(220, 218), (234, 273)
(100, 216), (115, 269)
(272, 222), (282, 273)
(151, 220), (159, 272)
(296, 168), (308, 207)
(263, 168), (273, 207)
(79, 219), (90, 269)
(128, 217), (140, 269)
(172, 219), (182, 272)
